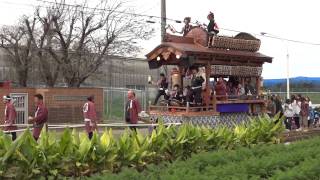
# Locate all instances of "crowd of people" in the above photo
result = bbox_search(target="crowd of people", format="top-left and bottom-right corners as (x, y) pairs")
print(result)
(214, 77), (256, 101)
(3, 94), (48, 141)
(267, 94), (318, 131)
(3, 90), (319, 141)
(150, 69), (205, 106)
(2, 90), (142, 141)
(84, 90), (143, 135)
(150, 68), (258, 107)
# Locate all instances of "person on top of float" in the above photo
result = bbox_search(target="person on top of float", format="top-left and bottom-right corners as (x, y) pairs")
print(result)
(207, 12), (219, 47)
(168, 17), (193, 37)
(215, 77), (227, 101)
(150, 73), (169, 105)
(169, 84), (184, 105)
(190, 67), (205, 106)
(183, 85), (193, 105)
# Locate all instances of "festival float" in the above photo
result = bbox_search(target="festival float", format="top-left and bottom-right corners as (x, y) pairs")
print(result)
(145, 25), (273, 126)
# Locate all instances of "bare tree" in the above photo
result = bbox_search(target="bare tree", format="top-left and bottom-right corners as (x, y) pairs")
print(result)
(0, 23), (33, 87)
(25, 9), (61, 87)
(40, 0), (154, 87)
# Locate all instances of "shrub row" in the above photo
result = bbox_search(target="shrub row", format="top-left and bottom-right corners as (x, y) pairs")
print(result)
(0, 115), (283, 179)
(89, 136), (320, 180)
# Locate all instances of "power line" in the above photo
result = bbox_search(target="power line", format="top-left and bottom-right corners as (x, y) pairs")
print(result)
(0, 0), (36, 9)
(137, 1), (160, 15)
(34, 0), (191, 24)
(260, 33), (320, 46)
(35, 0), (164, 19)
(0, 0), (152, 24)
(1, 0), (320, 46)
(35, 0), (320, 46)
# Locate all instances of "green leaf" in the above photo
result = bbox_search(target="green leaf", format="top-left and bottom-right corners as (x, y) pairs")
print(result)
(59, 128), (73, 155)
(2, 129), (29, 164)
(49, 169), (58, 176)
(79, 135), (91, 161)
(32, 169), (41, 174)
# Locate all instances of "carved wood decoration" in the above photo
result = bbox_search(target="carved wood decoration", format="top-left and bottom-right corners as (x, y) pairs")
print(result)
(211, 36), (261, 52)
(162, 51), (171, 60)
(211, 65), (263, 77)
(148, 46), (184, 61)
(146, 32), (272, 67)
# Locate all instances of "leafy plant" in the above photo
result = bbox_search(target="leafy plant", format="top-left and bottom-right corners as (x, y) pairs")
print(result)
(0, 115), (285, 179)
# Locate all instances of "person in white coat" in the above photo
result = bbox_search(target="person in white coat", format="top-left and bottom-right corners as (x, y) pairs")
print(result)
(291, 95), (301, 130)
(283, 99), (295, 130)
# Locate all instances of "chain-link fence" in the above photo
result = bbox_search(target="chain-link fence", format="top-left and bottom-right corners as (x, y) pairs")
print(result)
(103, 87), (148, 123)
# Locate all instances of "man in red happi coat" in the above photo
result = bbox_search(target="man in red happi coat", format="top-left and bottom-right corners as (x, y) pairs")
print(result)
(83, 95), (98, 139)
(28, 94), (48, 141)
(125, 90), (141, 131)
(3, 95), (17, 141)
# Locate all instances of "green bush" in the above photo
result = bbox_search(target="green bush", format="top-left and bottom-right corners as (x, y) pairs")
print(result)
(0, 115), (284, 179)
(89, 136), (320, 180)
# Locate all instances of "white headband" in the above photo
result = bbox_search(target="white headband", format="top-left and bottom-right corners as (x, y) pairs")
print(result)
(3, 96), (12, 100)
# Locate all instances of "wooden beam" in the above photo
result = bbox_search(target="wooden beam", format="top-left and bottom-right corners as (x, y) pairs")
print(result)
(178, 66), (184, 88)
(212, 59), (262, 67)
(149, 48), (164, 60)
(205, 61), (211, 110)
(210, 59), (217, 112)
(256, 76), (261, 96)
(194, 59), (210, 65)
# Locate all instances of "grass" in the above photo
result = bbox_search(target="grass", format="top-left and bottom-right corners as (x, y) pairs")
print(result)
(304, 93), (320, 104)
(273, 92), (320, 104)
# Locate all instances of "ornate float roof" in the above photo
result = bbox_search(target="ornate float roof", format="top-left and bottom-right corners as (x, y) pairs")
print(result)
(145, 30), (273, 69)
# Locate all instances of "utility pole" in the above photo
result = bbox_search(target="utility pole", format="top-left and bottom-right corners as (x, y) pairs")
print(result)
(260, 32), (290, 99)
(286, 44), (290, 99)
(160, 0), (168, 75)
(161, 0), (166, 42)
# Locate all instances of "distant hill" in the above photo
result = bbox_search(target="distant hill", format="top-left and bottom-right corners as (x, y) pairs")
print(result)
(264, 77), (320, 87)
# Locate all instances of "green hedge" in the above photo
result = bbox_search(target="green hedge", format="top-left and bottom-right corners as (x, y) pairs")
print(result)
(89, 136), (320, 180)
(0, 115), (284, 179)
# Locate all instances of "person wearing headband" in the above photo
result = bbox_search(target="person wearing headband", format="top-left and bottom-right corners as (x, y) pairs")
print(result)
(207, 12), (219, 47)
(180, 17), (193, 36)
(169, 17), (193, 37)
(125, 90), (141, 132)
(3, 95), (17, 141)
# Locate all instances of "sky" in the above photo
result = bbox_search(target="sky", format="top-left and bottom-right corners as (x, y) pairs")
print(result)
(0, 0), (319, 79)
